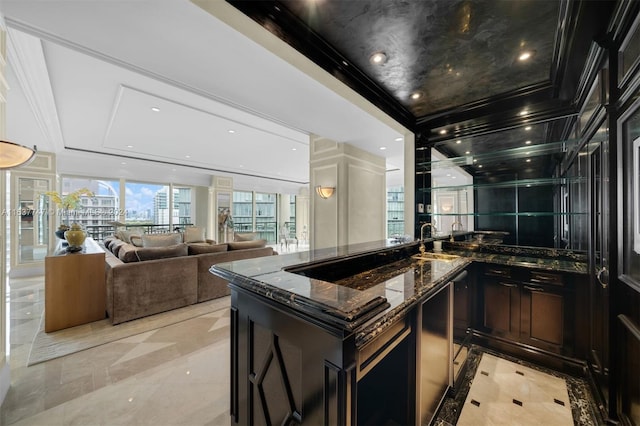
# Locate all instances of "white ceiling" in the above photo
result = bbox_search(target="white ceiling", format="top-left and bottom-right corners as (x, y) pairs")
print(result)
(2, 0), (409, 194)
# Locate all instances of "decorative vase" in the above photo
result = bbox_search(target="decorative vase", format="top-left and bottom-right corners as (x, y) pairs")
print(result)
(64, 223), (86, 252)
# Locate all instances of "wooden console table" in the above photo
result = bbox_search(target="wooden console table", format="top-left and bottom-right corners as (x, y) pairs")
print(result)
(45, 237), (106, 332)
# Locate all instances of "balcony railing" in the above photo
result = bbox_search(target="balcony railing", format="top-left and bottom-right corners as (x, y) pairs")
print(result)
(84, 223), (193, 242)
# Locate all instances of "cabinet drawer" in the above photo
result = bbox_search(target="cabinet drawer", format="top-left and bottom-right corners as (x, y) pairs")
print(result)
(529, 271), (564, 287)
(484, 266), (512, 278)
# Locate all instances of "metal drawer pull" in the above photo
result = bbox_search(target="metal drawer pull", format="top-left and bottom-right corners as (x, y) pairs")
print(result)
(524, 285), (544, 292)
(489, 269), (509, 275)
(499, 282), (518, 288)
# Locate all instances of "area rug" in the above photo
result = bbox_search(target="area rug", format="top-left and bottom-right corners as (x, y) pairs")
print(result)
(27, 296), (230, 366)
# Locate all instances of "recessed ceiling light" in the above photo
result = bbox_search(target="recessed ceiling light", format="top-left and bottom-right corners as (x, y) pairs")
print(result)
(411, 91), (423, 100)
(228, 130), (235, 134)
(478, 165), (483, 168)
(525, 126), (532, 131)
(369, 51), (387, 65)
(151, 107), (160, 112)
(456, 140), (462, 144)
(519, 110), (529, 116)
(342, 60), (348, 67)
(121, 162), (126, 165)
(446, 173), (451, 177)
(379, 146), (387, 150)
(526, 159), (531, 162)
(185, 155), (191, 158)
(292, 148), (297, 151)
(525, 140), (532, 145)
(439, 129), (448, 135)
(518, 51), (534, 61)
(126, 145), (133, 148)
(395, 137), (403, 142)
(465, 151), (471, 154)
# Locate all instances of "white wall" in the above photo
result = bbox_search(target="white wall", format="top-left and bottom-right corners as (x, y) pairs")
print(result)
(310, 136), (386, 249)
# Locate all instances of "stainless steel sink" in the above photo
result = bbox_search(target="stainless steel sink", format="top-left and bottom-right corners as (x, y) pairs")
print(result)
(412, 252), (461, 262)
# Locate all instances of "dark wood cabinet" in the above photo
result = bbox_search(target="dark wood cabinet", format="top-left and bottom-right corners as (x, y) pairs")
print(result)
(477, 265), (583, 359)
(480, 266), (521, 340)
(483, 279), (520, 338)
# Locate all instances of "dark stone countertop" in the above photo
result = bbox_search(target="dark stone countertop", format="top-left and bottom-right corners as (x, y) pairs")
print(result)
(441, 240), (588, 274)
(210, 239), (588, 347)
(210, 240), (468, 346)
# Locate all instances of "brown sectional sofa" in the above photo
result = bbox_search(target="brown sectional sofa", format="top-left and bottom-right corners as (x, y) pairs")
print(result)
(102, 232), (275, 324)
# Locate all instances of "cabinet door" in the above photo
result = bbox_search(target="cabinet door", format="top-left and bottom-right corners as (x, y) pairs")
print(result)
(520, 285), (564, 348)
(483, 280), (520, 338)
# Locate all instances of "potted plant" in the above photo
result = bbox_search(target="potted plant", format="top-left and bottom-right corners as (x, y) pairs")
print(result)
(44, 188), (95, 239)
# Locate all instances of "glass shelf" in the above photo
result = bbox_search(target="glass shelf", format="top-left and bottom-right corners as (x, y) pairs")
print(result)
(416, 139), (579, 172)
(422, 176), (586, 192)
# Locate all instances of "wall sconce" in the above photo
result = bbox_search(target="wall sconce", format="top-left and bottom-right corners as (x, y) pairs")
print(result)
(315, 186), (335, 199)
(0, 140), (37, 169)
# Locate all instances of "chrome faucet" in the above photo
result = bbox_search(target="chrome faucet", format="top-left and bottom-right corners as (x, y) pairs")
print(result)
(419, 222), (436, 254)
(450, 221), (463, 242)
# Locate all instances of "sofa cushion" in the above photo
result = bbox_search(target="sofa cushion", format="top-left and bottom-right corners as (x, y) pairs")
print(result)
(227, 239), (267, 250)
(141, 233), (183, 248)
(135, 243), (188, 261)
(115, 229), (141, 244)
(130, 235), (143, 247)
(109, 239), (128, 257)
(103, 237), (116, 250)
(234, 232), (259, 241)
(183, 226), (206, 243)
(118, 244), (140, 263)
(188, 243), (228, 255)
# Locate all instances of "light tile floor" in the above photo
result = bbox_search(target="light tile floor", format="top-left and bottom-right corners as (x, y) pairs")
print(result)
(457, 353), (574, 426)
(1, 275), (232, 426)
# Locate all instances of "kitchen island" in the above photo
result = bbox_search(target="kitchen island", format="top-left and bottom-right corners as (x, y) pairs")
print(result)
(210, 240), (469, 426)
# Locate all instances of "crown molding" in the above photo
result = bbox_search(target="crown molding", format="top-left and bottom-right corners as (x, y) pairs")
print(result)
(6, 27), (65, 151)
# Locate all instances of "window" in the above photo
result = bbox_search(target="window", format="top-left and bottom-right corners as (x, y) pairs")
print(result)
(125, 181), (170, 232)
(232, 191), (253, 233)
(61, 177), (120, 240)
(256, 192), (277, 243)
(173, 187), (192, 225)
(387, 185), (405, 237)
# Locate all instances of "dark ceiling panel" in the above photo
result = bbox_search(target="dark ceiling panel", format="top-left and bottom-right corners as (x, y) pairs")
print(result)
(280, 0), (560, 116)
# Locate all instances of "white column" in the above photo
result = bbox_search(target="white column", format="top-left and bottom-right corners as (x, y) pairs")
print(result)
(0, 14), (10, 405)
(310, 135), (386, 249)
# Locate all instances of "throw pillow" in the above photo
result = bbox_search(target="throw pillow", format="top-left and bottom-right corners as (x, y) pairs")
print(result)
(115, 229), (141, 244)
(234, 232), (258, 241)
(130, 235), (143, 247)
(118, 244), (140, 263)
(183, 226), (206, 243)
(141, 233), (183, 248)
(188, 244), (228, 255)
(135, 243), (188, 261)
(109, 239), (128, 257)
(227, 239), (267, 250)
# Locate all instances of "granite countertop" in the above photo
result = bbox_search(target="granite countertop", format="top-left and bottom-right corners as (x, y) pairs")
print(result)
(210, 239), (588, 347)
(210, 240), (469, 346)
(442, 241), (588, 274)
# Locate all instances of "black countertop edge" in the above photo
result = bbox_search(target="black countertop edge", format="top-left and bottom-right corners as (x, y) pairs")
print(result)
(212, 265), (392, 332)
(354, 260), (471, 347)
